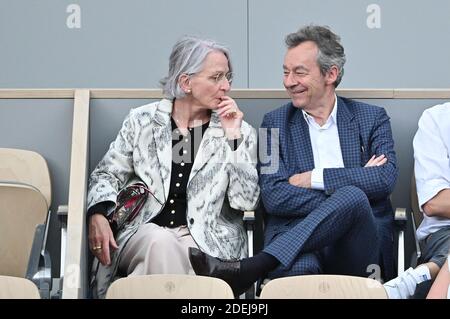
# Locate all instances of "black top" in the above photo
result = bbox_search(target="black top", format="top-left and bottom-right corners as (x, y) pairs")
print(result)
(151, 118), (209, 227)
(87, 117), (242, 228)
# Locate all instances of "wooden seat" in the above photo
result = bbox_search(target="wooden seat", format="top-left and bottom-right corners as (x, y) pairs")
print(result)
(259, 275), (387, 299)
(0, 275), (41, 299)
(0, 148), (51, 207)
(105, 274), (234, 299)
(0, 148), (53, 298)
(0, 183), (48, 277)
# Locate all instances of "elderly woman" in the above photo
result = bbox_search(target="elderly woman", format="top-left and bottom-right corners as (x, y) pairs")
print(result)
(87, 36), (260, 298)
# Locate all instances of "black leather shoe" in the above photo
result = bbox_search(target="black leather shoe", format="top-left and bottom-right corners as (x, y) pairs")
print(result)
(189, 247), (247, 296)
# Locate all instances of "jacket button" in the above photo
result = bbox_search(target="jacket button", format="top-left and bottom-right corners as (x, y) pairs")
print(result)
(189, 218), (194, 225)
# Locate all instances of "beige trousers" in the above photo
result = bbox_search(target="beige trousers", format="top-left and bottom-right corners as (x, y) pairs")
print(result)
(118, 223), (198, 276)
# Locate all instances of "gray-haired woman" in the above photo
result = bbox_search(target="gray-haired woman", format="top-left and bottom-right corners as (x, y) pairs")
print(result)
(87, 35), (260, 298)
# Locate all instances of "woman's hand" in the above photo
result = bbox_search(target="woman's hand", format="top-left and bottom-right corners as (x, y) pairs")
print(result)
(216, 96), (243, 139)
(88, 214), (119, 266)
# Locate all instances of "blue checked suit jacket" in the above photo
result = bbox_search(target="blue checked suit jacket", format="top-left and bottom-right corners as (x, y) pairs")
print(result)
(259, 96), (398, 278)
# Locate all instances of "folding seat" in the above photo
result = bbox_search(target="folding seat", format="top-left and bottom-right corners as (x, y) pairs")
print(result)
(259, 274), (387, 299)
(0, 148), (51, 204)
(0, 275), (41, 299)
(105, 274), (234, 299)
(0, 148), (59, 298)
(0, 183), (48, 278)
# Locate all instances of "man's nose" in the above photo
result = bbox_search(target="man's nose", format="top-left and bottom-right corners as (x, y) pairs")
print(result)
(284, 73), (297, 87)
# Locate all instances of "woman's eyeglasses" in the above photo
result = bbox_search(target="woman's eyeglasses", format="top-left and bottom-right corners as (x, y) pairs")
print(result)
(187, 72), (233, 85)
(209, 72), (233, 84)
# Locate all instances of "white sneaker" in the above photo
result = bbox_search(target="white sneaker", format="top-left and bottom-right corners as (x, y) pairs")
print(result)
(384, 266), (431, 299)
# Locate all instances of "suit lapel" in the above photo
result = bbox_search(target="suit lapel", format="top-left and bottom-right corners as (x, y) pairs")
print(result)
(188, 112), (223, 185)
(290, 108), (315, 171)
(151, 99), (172, 202)
(336, 97), (360, 168)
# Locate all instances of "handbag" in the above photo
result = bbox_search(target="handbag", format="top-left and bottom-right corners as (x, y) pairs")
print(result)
(109, 182), (151, 235)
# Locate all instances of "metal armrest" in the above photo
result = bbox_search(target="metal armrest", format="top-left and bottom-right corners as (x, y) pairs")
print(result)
(243, 211), (256, 299)
(394, 208), (407, 276)
(57, 205), (68, 276)
(243, 211), (255, 257)
(26, 223), (52, 299)
(410, 211), (422, 268)
(26, 204), (68, 299)
(48, 205), (68, 299)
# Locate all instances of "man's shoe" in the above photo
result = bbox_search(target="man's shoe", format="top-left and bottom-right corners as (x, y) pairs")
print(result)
(188, 247), (246, 296)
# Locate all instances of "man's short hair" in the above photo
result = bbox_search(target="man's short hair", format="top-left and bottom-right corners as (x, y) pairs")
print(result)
(285, 25), (346, 87)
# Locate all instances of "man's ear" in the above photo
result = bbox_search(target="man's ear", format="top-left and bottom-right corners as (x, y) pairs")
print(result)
(326, 66), (339, 85)
(178, 73), (191, 93)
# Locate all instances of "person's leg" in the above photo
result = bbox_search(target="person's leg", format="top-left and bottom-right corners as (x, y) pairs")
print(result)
(267, 251), (322, 279)
(384, 226), (450, 299)
(319, 206), (380, 277)
(424, 226), (450, 273)
(264, 186), (379, 275)
(190, 186), (379, 294)
(427, 256), (450, 299)
(119, 223), (198, 275)
(177, 225), (199, 274)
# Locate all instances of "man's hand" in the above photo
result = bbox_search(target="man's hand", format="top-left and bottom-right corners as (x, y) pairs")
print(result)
(88, 214), (119, 266)
(289, 171), (312, 188)
(365, 154), (387, 167)
(287, 155), (386, 189)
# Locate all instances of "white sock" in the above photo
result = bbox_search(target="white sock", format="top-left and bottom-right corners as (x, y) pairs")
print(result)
(383, 266), (431, 299)
(414, 265), (432, 282)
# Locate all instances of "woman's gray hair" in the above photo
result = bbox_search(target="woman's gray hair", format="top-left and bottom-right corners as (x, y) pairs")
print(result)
(160, 36), (232, 99)
(285, 25), (346, 87)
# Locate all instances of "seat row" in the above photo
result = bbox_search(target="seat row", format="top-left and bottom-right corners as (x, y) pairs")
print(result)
(0, 273), (387, 299)
(0, 147), (418, 299)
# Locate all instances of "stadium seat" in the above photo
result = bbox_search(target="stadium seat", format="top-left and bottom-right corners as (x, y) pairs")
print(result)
(0, 148), (51, 206)
(0, 275), (41, 299)
(259, 274), (387, 299)
(105, 274), (234, 299)
(0, 148), (61, 298)
(0, 183), (48, 278)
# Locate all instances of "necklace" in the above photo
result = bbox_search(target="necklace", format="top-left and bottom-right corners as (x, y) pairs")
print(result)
(172, 114), (209, 128)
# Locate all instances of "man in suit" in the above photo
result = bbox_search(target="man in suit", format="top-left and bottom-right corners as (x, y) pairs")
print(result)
(189, 25), (398, 295)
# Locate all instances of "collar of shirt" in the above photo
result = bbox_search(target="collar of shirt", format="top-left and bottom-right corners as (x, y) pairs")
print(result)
(301, 94), (338, 130)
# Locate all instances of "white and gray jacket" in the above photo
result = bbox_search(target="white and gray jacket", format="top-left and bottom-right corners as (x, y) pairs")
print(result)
(87, 99), (260, 298)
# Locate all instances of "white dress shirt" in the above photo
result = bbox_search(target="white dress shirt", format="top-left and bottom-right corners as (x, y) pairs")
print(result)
(302, 95), (344, 190)
(413, 102), (450, 241)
